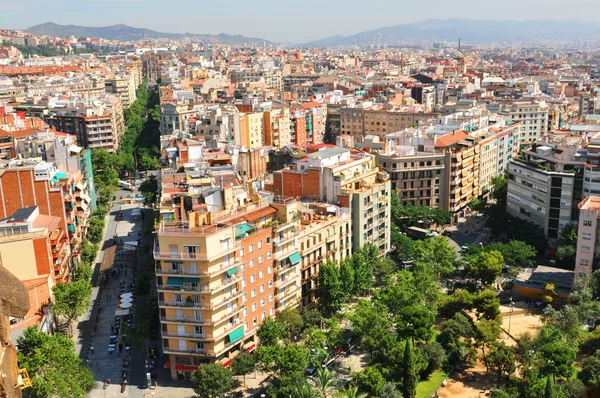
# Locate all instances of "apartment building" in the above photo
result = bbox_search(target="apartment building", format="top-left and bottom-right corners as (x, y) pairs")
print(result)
(271, 147), (391, 255)
(105, 74), (137, 108)
(436, 132), (480, 218)
(0, 206), (64, 332)
(497, 100), (549, 145)
(241, 112), (265, 149)
(44, 97), (124, 152)
(263, 108), (292, 149)
(506, 137), (584, 242)
(580, 93), (599, 118)
(196, 107), (243, 147)
(155, 211), (248, 380)
(575, 196), (600, 281)
(230, 69), (283, 91)
(583, 132), (600, 197)
(160, 102), (198, 136)
(339, 107), (440, 141)
(142, 53), (160, 82)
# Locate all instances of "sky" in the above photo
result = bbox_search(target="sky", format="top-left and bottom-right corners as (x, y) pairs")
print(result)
(1, 0), (599, 43)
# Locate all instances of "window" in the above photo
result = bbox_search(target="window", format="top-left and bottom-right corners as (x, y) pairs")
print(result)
(266, 236), (271, 244)
(242, 294), (247, 303)
(240, 248), (244, 257)
(584, 220), (593, 226)
(259, 255), (264, 264)
(250, 259), (255, 268)
(252, 303), (257, 312)
(243, 308), (248, 317)
(261, 298), (266, 307)
(260, 284), (265, 293)
(262, 312), (266, 321)
(583, 232), (592, 240)
(269, 294), (273, 302)
(267, 251), (272, 259)
(241, 279), (246, 288)
(258, 240), (262, 249)
(582, 246), (591, 253)
(249, 244), (254, 253)
(270, 308), (274, 316)
(251, 288), (256, 298)
(259, 270), (264, 278)
(580, 259), (590, 266)
(250, 274), (256, 283)
(268, 265), (272, 274)
(253, 317), (258, 325)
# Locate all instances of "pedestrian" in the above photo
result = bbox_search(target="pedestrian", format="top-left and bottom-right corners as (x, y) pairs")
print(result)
(119, 343), (123, 353)
(90, 345), (94, 354)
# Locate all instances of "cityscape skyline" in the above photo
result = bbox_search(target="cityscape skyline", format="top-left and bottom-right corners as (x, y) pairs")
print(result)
(1, 0), (600, 43)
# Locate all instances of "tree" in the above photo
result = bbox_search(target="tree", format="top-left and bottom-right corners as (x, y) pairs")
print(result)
(257, 317), (285, 346)
(311, 367), (335, 398)
(419, 342), (447, 379)
(277, 344), (310, 377)
(555, 245), (576, 270)
(491, 175), (508, 204)
(353, 245), (377, 295)
(190, 363), (234, 398)
(439, 289), (474, 319)
(339, 384), (368, 398)
(16, 326), (93, 397)
(379, 382), (403, 398)
(373, 258), (397, 285)
(473, 289), (501, 321)
(339, 257), (355, 297)
(438, 313), (475, 366)
(87, 216), (105, 244)
(349, 300), (394, 359)
(390, 224), (414, 261)
(403, 340), (418, 398)
(303, 326), (328, 366)
(541, 305), (583, 346)
(469, 250), (504, 287)
(396, 305), (434, 342)
(475, 318), (502, 370)
(353, 366), (386, 397)
(72, 264), (93, 282)
(302, 309), (323, 330)
(485, 240), (536, 268)
(545, 375), (555, 398)
(316, 260), (346, 316)
(231, 352), (256, 387)
(411, 237), (457, 277)
(467, 196), (484, 214)
(291, 382), (319, 398)
(139, 176), (158, 207)
(579, 349), (600, 388)
(276, 307), (304, 339)
(52, 280), (92, 335)
(538, 341), (576, 380)
(488, 342), (516, 381)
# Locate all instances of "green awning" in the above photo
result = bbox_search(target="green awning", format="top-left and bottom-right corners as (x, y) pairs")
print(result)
(67, 224), (76, 232)
(166, 277), (183, 287)
(288, 252), (302, 265)
(228, 327), (244, 344)
(226, 266), (239, 277)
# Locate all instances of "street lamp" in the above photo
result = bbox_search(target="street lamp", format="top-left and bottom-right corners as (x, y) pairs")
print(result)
(508, 298), (514, 335)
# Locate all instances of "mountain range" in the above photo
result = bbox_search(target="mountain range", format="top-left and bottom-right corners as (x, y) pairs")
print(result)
(301, 19), (600, 47)
(25, 22), (272, 46)
(25, 19), (600, 48)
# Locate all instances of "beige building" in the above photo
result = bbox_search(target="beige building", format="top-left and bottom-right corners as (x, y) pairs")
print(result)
(263, 108), (292, 149)
(105, 74), (137, 108)
(241, 112), (265, 149)
(340, 107), (440, 140)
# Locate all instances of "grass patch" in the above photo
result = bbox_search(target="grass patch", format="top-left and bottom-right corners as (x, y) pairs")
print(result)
(416, 370), (447, 398)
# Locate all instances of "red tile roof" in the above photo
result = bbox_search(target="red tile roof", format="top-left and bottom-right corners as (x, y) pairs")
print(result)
(435, 131), (469, 148)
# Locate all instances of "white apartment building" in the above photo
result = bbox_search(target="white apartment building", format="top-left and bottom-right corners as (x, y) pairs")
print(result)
(498, 100), (549, 145)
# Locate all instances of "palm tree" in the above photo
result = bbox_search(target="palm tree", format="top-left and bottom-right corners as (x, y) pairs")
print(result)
(292, 382), (319, 398)
(338, 384), (367, 398)
(311, 367), (336, 398)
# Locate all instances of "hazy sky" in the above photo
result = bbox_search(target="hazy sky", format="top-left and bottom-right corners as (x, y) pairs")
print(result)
(1, 0), (598, 43)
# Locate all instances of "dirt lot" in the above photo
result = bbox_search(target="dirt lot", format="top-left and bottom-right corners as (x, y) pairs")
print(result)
(437, 362), (496, 398)
(498, 303), (543, 345)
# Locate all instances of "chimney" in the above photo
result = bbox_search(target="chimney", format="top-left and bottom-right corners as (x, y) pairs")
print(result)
(220, 176), (224, 191)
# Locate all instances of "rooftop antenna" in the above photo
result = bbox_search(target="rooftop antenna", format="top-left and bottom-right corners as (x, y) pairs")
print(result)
(458, 38), (461, 52)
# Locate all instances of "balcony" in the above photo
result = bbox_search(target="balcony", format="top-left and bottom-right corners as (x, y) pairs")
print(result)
(154, 245), (239, 262)
(275, 273), (299, 289)
(161, 331), (210, 339)
(155, 258), (241, 278)
(157, 300), (212, 310)
(211, 290), (243, 309)
(160, 316), (214, 326)
(162, 346), (215, 356)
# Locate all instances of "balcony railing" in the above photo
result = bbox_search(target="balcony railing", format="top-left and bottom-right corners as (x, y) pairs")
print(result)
(160, 316), (215, 325)
(275, 274), (299, 289)
(211, 290), (243, 309)
(155, 259), (241, 278)
(157, 300), (212, 310)
(162, 347), (215, 356)
(161, 331), (211, 339)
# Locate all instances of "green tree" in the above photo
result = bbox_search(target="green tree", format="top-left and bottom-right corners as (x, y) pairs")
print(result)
(353, 245), (377, 295)
(473, 289), (501, 321)
(475, 318), (502, 370)
(491, 175), (508, 204)
(303, 326), (328, 366)
(91, 149), (120, 188)
(419, 342), (447, 379)
(488, 342), (515, 381)
(231, 352), (256, 387)
(349, 300), (394, 359)
(579, 349), (600, 388)
(538, 341), (576, 380)
(311, 367), (335, 398)
(439, 289), (474, 319)
(339, 384), (368, 398)
(72, 264), (93, 282)
(52, 280), (92, 335)
(190, 363), (234, 398)
(316, 260), (346, 316)
(87, 216), (105, 244)
(541, 305), (583, 347)
(485, 240), (536, 268)
(467, 196), (484, 214)
(396, 305), (434, 342)
(411, 236), (457, 277)
(353, 366), (386, 397)
(373, 258), (397, 285)
(291, 382), (320, 398)
(277, 344), (310, 377)
(339, 257), (355, 297)
(555, 245), (577, 270)
(302, 309), (323, 330)
(469, 250), (504, 287)
(390, 224), (414, 261)
(276, 307), (304, 339)
(545, 375), (555, 398)
(139, 176), (158, 207)
(403, 340), (418, 398)
(16, 326), (93, 397)
(257, 317), (286, 346)
(438, 313), (475, 365)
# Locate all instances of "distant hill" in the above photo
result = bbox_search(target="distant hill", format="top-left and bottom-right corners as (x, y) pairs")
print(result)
(302, 19), (600, 47)
(26, 22), (273, 45)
